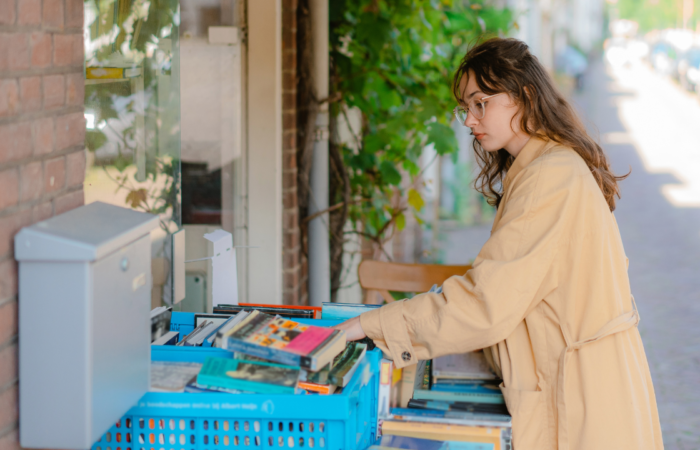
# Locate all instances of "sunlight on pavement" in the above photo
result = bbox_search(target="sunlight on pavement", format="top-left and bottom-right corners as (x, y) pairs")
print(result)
(608, 63), (700, 207)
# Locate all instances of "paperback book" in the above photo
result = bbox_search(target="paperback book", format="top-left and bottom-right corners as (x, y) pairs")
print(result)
(150, 361), (202, 393)
(328, 342), (367, 387)
(225, 312), (346, 371)
(197, 357), (300, 394)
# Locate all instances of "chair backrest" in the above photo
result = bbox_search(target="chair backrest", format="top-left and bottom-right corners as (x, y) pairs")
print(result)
(358, 260), (471, 304)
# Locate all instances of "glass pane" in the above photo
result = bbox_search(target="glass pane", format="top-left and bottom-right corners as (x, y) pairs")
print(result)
(83, 0), (181, 306)
(178, 0), (243, 313)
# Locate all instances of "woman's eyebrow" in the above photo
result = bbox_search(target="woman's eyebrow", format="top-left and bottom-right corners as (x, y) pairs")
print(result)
(465, 90), (483, 100)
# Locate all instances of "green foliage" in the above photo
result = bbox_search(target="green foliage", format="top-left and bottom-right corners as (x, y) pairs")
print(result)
(614, 0), (700, 32)
(330, 0), (512, 241)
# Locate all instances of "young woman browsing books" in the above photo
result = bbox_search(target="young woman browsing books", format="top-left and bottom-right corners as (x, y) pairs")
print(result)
(333, 38), (663, 450)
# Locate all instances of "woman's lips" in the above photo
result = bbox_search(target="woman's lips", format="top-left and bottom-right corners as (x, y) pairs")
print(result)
(473, 133), (485, 140)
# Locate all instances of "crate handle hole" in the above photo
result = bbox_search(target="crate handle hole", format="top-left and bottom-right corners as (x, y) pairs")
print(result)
(319, 437), (325, 448)
(278, 436), (284, 447)
(223, 420), (230, 432)
(288, 437), (295, 448)
(116, 421), (121, 429)
(126, 434), (132, 444)
(254, 421), (260, 432)
(126, 419), (132, 428)
(268, 422), (273, 432)
(138, 419), (144, 429)
(169, 420), (175, 431)
(288, 422), (293, 432)
(299, 437), (304, 447)
(234, 421), (240, 431)
(190, 435), (195, 445)
(168, 435), (175, 445)
(116, 433), (122, 443)
(278, 422), (283, 432)
(179, 434), (185, 445)
(309, 423), (314, 433)
(255, 436), (261, 446)
(190, 420), (195, 430)
(268, 437), (273, 447)
(244, 436), (250, 446)
(244, 421), (249, 432)
(179, 420), (185, 431)
(203, 435), (208, 445)
(299, 423), (304, 432)
(203, 420), (209, 431)
(138, 434), (144, 444)
(158, 420), (164, 430)
(234, 436), (240, 446)
(309, 437), (314, 448)
(224, 436), (230, 446)
(319, 423), (324, 433)
(158, 434), (165, 445)
(214, 420), (219, 431)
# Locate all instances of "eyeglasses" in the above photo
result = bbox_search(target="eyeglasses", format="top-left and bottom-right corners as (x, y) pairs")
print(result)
(453, 93), (503, 125)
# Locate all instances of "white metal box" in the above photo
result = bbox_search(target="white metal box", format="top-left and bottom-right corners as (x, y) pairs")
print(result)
(15, 202), (159, 449)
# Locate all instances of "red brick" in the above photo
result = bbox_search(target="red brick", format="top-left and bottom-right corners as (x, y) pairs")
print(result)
(0, 169), (19, 210)
(19, 76), (41, 113)
(42, 0), (64, 28)
(66, 149), (85, 188)
(0, 0), (16, 25)
(0, 300), (17, 343)
(0, 80), (19, 118)
(31, 201), (53, 222)
(30, 32), (52, 68)
(65, 0), (82, 28)
(1, 33), (30, 71)
(32, 117), (54, 155)
(0, 426), (18, 450)
(43, 74), (65, 109)
(54, 189), (83, 215)
(0, 210), (31, 257)
(65, 72), (83, 106)
(19, 161), (42, 202)
(55, 112), (84, 151)
(0, 123), (32, 164)
(53, 33), (81, 66)
(44, 156), (65, 193)
(0, 383), (18, 432)
(0, 344), (18, 389)
(18, 0), (41, 25)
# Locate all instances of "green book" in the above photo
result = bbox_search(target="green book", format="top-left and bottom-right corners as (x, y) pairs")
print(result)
(197, 357), (300, 394)
(412, 388), (505, 404)
(328, 342), (367, 387)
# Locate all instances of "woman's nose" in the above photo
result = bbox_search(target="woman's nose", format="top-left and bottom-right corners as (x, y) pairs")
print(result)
(465, 110), (479, 128)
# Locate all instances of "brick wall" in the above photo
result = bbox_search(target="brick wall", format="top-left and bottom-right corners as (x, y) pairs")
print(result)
(281, 0), (305, 305)
(0, 0), (85, 447)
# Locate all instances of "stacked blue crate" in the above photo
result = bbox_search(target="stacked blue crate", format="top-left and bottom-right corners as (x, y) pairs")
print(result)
(91, 313), (381, 450)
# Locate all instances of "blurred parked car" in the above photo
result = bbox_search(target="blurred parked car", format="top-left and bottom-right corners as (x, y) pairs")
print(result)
(556, 46), (588, 89)
(650, 41), (680, 77)
(677, 47), (700, 92)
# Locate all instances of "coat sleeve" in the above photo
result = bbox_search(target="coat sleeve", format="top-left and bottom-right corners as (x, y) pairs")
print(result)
(359, 151), (583, 368)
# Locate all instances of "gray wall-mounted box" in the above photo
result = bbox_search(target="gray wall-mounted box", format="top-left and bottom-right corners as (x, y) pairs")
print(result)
(15, 202), (159, 449)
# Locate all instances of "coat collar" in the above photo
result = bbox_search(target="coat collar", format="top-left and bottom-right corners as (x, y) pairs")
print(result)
(503, 136), (556, 190)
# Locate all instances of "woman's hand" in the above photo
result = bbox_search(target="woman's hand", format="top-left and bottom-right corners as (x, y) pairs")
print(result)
(332, 316), (367, 342)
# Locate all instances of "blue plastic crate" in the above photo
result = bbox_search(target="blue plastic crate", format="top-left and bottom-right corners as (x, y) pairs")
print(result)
(91, 313), (380, 450)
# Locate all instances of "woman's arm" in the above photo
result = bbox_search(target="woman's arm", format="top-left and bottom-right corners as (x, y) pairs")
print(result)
(341, 151), (583, 368)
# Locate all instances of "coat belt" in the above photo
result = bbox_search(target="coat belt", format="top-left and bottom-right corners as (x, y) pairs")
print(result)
(556, 296), (640, 450)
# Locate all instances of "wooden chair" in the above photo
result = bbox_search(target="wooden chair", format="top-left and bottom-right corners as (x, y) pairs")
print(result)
(358, 260), (472, 304)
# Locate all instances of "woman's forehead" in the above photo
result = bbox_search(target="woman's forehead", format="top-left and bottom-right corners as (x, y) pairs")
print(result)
(459, 73), (484, 103)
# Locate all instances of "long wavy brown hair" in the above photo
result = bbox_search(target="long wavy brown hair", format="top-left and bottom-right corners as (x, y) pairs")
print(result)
(452, 37), (628, 211)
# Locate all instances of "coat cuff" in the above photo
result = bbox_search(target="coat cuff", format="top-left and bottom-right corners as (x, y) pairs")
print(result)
(360, 300), (417, 369)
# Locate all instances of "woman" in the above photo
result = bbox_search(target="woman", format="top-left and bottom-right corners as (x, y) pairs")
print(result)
(335, 38), (663, 450)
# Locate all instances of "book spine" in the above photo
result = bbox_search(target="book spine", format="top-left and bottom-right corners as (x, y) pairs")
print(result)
(226, 338), (302, 367)
(377, 359), (393, 420)
(284, 326), (334, 355)
(412, 389), (505, 404)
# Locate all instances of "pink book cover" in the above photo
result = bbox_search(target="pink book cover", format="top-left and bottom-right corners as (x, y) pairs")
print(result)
(284, 326), (334, 356)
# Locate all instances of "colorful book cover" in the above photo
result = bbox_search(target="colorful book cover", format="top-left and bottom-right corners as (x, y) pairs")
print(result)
(380, 420), (505, 450)
(328, 342), (367, 387)
(197, 357), (300, 394)
(321, 302), (381, 320)
(297, 380), (336, 395)
(413, 389), (505, 405)
(375, 435), (495, 450)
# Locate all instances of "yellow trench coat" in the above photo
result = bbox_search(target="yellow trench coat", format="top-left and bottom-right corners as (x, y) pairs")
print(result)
(360, 137), (664, 450)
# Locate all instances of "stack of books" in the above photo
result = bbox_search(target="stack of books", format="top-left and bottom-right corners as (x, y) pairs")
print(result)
(377, 351), (512, 450)
(150, 305), (370, 397)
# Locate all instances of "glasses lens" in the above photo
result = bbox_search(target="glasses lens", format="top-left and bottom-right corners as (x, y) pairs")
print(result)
(454, 108), (468, 125)
(471, 100), (486, 119)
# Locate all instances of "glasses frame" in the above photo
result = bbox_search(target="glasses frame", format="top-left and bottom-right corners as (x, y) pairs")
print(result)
(453, 93), (503, 125)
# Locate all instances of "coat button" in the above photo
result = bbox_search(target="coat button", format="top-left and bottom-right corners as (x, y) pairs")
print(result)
(401, 351), (411, 362)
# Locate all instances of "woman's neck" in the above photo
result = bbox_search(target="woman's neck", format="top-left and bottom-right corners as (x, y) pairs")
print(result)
(504, 132), (532, 158)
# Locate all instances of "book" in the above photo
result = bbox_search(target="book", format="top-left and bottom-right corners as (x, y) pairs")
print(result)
(321, 302), (381, 320)
(214, 303), (321, 319)
(197, 357), (300, 394)
(176, 320), (211, 346)
(432, 351), (496, 381)
(328, 342), (367, 387)
(150, 306), (172, 342)
(150, 361), (202, 392)
(431, 383), (501, 394)
(412, 389), (505, 405)
(398, 363), (418, 408)
(182, 320), (217, 346)
(226, 313), (347, 371)
(151, 330), (179, 346)
(380, 420), (508, 450)
(407, 399), (509, 415)
(378, 359), (394, 419)
(390, 408), (511, 427)
(298, 380), (337, 395)
(184, 380), (249, 394)
(213, 310), (250, 348)
(373, 434), (496, 450)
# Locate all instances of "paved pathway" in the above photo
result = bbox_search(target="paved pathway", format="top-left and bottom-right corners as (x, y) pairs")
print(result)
(440, 59), (700, 449)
